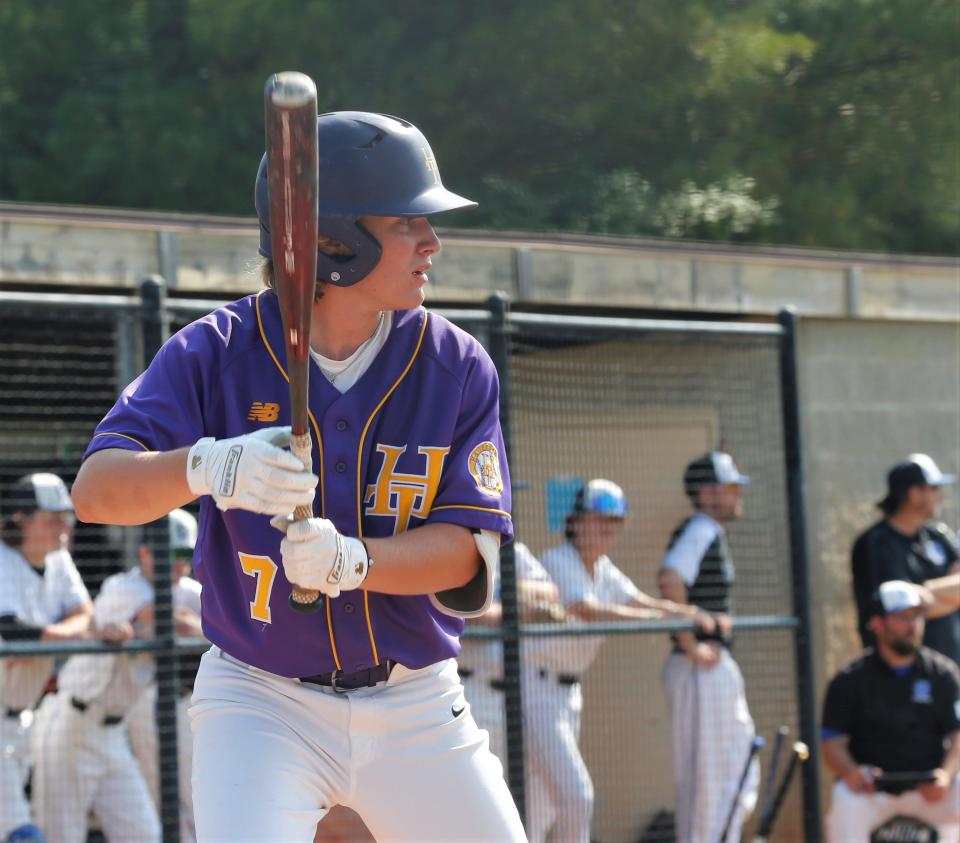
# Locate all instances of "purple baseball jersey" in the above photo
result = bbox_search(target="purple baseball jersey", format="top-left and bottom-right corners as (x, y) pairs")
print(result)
(84, 291), (513, 677)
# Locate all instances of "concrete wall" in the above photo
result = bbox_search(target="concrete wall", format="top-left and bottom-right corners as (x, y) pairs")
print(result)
(798, 316), (960, 722)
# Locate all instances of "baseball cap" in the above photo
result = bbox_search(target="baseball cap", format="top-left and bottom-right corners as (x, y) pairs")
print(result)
(879, 453), (957, 510)
(683, 452), (750, 498)
(573, 479), (628, 519)
(869, 580), (923, 617)
(169, 508), (198, 553)
(4, 473), (74, 514)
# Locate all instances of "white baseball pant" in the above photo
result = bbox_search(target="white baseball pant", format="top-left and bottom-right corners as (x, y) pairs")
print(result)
(663, 649), (760, 843)
(826, 779), (960, 843)
(30, 692), (160, 843)
(190, 648), (526, 842)
(522, 666), (592, 843)
(0, 710), (33, 838)
(128, 683), (196, 843)
(460, 671), (555, 842)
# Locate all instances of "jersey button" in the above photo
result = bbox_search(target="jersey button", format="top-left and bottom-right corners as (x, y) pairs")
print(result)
(335, 461), (347, 473)
(336, 419), (348, 432)
(343, 603), (355, 614)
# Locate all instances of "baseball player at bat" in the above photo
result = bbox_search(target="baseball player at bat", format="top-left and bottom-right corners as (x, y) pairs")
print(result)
(71, 107), (526, 841)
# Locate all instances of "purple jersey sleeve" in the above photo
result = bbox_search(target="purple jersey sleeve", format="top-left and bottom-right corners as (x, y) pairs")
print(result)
(83, 310), (234, 459)
(419, 317), (513, 544)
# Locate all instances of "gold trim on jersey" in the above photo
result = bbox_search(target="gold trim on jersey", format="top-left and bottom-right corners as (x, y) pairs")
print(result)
(89, 431), (150, 450)
(355, 311), (431, 666)
(431, 504), (512, 519)
(255, 291), (341, 670)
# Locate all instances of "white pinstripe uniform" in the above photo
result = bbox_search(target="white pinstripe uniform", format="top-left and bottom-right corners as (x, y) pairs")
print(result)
(457, 542), (556, 839)
(534, 540), (642, 843)
(0, 546), (89, 840)
(127, 574), (202, 843)
(127, 509), (203, 843)
(31, 568), (160, 843)
(661, 513), (758, 843)
(1, 472), (89, 843)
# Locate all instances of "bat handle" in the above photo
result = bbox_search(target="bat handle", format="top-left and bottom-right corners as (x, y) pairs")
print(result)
(287, 432), (322, 614)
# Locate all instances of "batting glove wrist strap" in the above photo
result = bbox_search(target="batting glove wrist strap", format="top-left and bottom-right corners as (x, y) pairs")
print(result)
(274, 517), (370, 598)
(186, 427), (318, 515)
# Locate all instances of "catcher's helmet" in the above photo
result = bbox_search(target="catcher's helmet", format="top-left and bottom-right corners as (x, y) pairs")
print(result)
(255, 111), (476, 287)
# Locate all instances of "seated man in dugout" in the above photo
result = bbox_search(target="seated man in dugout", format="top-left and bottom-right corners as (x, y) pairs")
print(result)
(821, 580), (960, 843)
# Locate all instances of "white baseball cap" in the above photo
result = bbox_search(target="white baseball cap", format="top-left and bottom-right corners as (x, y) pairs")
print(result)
(5, 473), (74, 514)
(871, 580), (923, 617)
(684, 452), (750, 498)
(169, 508), (198, 552)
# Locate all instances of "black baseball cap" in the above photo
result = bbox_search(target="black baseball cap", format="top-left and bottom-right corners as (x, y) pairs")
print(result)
(4, 473), (73, 515)
(683, 452), (750, 499)
(879, 453), (956, 511)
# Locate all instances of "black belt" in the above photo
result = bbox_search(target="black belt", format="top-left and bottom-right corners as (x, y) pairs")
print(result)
(300, 661), (395, 693)
(70, 697), (123, 726)
(4, 707), (23, 719)
(539, 668), (579, 686)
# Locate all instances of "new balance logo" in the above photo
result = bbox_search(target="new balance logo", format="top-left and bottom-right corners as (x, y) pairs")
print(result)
(247, 402), (280, 422)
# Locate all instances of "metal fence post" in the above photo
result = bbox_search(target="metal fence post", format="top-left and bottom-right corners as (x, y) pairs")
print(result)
(486, 292), (526, 825)
(141, 275), (181, 843)
(777, 307), (822, 841)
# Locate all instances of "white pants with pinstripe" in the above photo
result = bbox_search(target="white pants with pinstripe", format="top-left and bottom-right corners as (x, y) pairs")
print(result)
(663, 649), (759, 843)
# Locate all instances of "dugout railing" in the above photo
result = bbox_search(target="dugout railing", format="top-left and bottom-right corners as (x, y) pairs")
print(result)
(0, 281), (820, 843)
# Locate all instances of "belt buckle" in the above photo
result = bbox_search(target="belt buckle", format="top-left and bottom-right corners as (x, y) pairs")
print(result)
(330, 670), (349, 694)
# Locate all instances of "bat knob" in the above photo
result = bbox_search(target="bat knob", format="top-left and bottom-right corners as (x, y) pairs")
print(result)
(266, 71), (317, 107)
(288, 593), (323, 614)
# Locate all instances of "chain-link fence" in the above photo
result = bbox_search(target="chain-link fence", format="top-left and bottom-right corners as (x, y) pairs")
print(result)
(0, 283), (818, 843)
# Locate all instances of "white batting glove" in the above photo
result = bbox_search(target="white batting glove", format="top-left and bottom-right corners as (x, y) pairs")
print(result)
(186, 426), (318, 515)
(271, 516), (371, 598)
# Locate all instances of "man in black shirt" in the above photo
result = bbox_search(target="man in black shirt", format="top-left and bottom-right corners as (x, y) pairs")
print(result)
(821, 580), (960, 841)
(852, 453), (960, 663)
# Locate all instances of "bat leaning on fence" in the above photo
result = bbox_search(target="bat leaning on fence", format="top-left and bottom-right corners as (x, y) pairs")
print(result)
(717, 735), (764, 843)
(751, 741), (809, 843)
(263, 70), (322, 613)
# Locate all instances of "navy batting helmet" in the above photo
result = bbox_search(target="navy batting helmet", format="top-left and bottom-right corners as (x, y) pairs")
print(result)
(255, 111), (476, 287)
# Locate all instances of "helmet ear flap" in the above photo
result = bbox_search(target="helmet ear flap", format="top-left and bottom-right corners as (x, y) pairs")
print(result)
(316, 217), (382, 287)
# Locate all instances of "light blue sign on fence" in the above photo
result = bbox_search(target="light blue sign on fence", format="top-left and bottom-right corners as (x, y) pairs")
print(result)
(545, 474), (584, 533)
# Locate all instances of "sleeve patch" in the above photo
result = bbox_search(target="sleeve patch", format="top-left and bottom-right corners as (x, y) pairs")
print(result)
(468, 441), (503, 497)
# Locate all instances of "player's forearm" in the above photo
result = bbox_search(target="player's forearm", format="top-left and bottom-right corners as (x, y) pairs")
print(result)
(41, 603), (93, 641)
(941, 731), (960, 779)
(569, 600), (660, 622)
(633, 591), (697, 620)
(925, 572), (960, 611)
(363, 523), (481, 595)
(73, 448), (194, 525)
(821, 736), (861, 779)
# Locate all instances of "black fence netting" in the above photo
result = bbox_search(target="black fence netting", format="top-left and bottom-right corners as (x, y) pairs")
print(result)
(466, 314), (808, 843)
(0, 289), (816, 843)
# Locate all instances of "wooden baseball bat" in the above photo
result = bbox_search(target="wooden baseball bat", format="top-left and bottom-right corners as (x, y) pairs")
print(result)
(264, 71), (321, 613)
